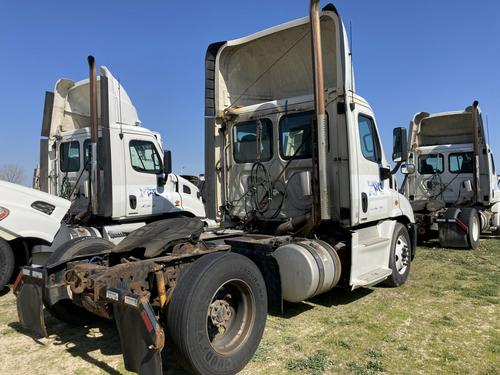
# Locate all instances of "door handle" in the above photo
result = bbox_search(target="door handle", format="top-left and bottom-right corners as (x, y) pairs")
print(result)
(361, 192), (368, 213)
(129, 195), (137, 210)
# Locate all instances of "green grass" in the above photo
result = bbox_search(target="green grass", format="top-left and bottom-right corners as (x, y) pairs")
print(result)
(0, 238), (498, 374)
(243, 237), (500, 374)
(286, 350), (333, 374)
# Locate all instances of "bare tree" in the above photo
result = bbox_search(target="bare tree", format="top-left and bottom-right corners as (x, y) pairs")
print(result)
(0, 164), (25, 184)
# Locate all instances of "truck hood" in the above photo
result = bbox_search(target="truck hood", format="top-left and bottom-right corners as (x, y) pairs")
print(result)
(0, 180), (70, 242)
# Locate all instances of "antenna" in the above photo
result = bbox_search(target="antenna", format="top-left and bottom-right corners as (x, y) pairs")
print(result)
(349, 21), (355, 111)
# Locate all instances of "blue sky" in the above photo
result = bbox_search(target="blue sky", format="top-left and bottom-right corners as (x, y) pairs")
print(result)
(1, 1), (499, 184)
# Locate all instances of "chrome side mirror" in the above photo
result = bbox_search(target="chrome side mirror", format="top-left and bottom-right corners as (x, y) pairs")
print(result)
(401, 163), (416, 175)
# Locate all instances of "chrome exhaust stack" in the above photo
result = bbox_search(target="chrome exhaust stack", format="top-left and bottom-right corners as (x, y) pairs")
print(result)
(88, 56), (100, 215)
(310, 0), (330, 223)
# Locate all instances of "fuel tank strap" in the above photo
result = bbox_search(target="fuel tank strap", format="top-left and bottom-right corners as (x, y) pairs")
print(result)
(300, 242), (325, 298)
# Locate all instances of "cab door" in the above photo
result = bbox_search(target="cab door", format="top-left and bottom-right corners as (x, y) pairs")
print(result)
(354, 109), (392, 224)
(123, 134), (165, 217)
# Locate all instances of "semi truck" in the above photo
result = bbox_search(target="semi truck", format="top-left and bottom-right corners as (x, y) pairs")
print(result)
(402, 102), (500, 249)
(14, 2), (416, 374)
(0, 61), (206, 290)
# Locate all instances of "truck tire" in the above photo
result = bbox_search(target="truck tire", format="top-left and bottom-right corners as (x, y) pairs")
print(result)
(0, 238), (15, 290)
(167, 252), (267, 375)
(44, 237), (115, 326)
(460, 208), (480, 250)
(384, 223), (411, 287)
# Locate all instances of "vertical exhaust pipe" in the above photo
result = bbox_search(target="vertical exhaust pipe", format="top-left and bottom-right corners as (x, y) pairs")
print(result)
(310, 0), (330, 221)
(88, 56), (100, 215)
(471, 100), (481, 204)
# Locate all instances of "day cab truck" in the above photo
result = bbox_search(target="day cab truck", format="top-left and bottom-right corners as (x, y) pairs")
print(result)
(402, 102), (500, 249)
(0, 60), (206, 290)
(14, 2), (416, 375)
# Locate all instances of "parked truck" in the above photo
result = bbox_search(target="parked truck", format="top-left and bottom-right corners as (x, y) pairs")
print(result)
(14, 2), (416, 374)
(402, 102), (500, 249)
(0, 60), (206, 290)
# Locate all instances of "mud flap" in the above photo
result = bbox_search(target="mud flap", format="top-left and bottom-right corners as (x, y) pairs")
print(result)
(15, 268), (47, 338)
(111, 291), (164, 375)
(437, 208), (469, 248)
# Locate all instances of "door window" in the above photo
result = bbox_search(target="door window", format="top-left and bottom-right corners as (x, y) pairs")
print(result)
(358, 115), (381, 163)
(129, 140), (162, 174)
(233, 119), (273, 163)
(418, 154), (444, 174)
(60, 141), (80, 172)
(449, 152), (473, 173)
(279, 111), (314, 159)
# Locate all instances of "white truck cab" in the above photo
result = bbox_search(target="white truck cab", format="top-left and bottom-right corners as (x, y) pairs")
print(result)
(403, 104), (500, 248)
(38, 66), (205, 220)
(204, 4), (416, 289)
(0, 63), (207, 290)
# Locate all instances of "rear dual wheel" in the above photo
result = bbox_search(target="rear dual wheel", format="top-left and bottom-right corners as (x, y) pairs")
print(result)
(461, 208), (480, 249)
(167, 252), (267, 375)
(438, 207), (480, 250)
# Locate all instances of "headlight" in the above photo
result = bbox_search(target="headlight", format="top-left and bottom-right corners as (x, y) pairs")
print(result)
(0, 207), (9, 221)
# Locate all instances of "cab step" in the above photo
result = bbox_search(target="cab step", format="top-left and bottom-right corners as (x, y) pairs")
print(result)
(352, 267), (392, 288)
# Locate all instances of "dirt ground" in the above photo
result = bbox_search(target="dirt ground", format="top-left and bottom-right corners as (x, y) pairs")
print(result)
(0, 238), (498, 375)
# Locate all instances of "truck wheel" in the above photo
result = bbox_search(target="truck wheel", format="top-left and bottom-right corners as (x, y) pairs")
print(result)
(44, 237), (115, 326)
(384, 223), (411, 287)
(0, 238), (15, 290)
(460, 208), (480, 250)
(167, 252), (267, 375)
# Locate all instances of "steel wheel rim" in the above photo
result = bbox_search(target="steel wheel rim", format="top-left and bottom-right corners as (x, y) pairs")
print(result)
(471, 215), (480, 242)
(206, 278), (256, 355)
(394, 235), (409, 275)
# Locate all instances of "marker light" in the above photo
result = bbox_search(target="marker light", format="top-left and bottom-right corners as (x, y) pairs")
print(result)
(0, 207), (9, 221)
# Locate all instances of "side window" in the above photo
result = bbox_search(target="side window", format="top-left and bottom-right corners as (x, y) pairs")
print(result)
(279, 111), (314, 159)
(418, 154), (444, 174)
(129, 140), (162, 174)
(449, 152), (473, 173)
(60, 141), (80, 172)
(183, 185), (191, 194)
(358, 114), (381, 163)
(233, 119), (273, 163)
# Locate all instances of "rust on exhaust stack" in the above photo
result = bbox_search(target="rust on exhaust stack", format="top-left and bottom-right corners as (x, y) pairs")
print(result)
(309, 0), (330, 223)
(88, 55), (100, 215)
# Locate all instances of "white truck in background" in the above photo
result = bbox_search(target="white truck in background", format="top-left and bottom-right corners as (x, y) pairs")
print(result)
(0, 58), (206, 290)
(402, 102), (500, 249)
